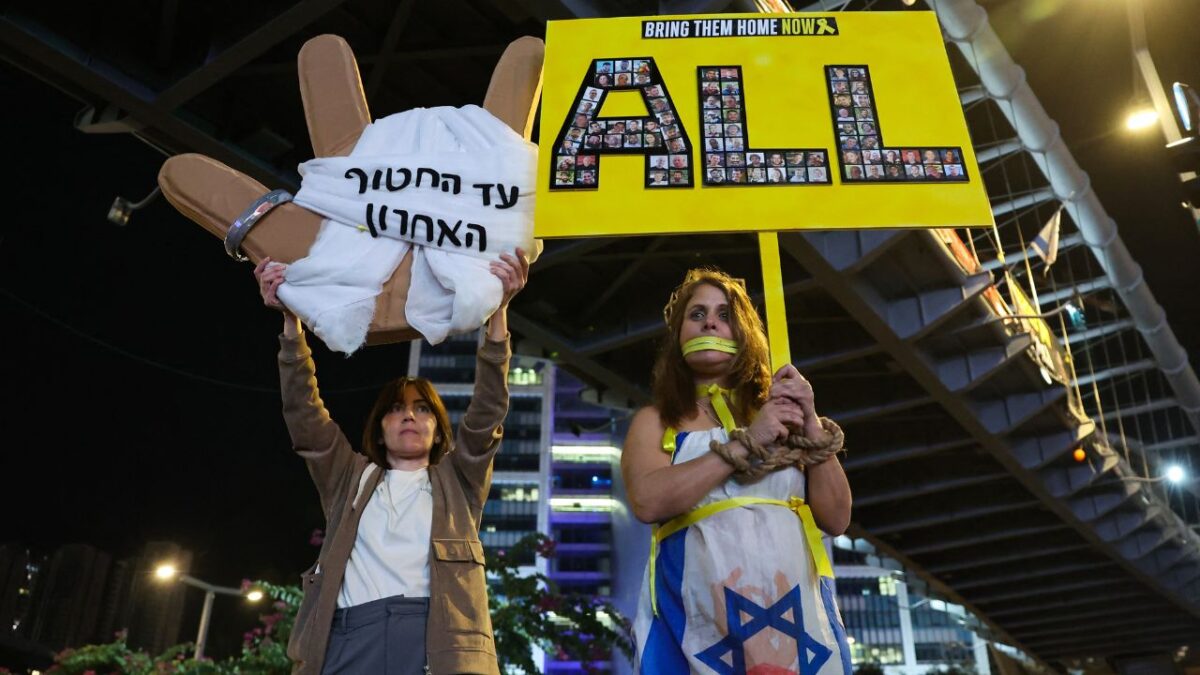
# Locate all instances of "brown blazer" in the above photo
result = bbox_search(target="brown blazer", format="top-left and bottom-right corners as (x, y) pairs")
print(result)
(279, 331), (509, 675)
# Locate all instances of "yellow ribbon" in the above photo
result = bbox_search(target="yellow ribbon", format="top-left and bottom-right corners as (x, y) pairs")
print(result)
(681, 335), (739, 357)
(660, 384), (736, 456)
(698, 383), (737, 433)
(661, 427), (677, 455)
(649, 496), (834, 616)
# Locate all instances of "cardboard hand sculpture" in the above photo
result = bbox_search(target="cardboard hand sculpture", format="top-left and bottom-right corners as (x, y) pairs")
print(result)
(158, 35), (544, 351)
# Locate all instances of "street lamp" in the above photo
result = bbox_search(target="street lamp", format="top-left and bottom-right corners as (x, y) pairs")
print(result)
(153, 563), (262, 660)
(1125, 106), (1159, 132)
(1116, 465), (1189, 485)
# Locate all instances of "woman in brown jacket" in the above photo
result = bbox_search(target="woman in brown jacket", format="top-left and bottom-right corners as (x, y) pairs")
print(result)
(253, 249), (529, 675)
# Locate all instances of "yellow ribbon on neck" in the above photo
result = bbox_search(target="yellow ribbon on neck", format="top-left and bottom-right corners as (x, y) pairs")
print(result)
(660, 384), (737, 455)
(698, 383), (737, 432)
(649, 496), (834, 616)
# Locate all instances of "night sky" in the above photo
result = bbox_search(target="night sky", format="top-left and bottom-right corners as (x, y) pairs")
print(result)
(4, 0), (1200, 660)
(0, 71), (404, 628)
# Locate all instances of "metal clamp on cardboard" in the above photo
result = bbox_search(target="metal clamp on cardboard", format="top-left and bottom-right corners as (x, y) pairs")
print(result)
(224, 189), (294, 261)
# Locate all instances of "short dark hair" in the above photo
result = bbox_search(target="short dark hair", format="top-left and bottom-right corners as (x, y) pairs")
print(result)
(361, 377), (453, 468)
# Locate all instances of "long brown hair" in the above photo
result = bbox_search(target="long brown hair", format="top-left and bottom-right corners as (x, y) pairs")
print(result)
(652, 267), (771, 427)
(361, 377), (453, 468)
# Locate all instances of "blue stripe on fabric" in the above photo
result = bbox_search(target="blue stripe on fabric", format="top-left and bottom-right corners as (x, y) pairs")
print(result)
(819, 577), (853, 675)
(671, 431), (689, 465)
(639, 522), (690, 672)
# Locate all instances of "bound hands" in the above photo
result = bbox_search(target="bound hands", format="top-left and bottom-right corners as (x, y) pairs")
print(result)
(746, 364), (826, 449)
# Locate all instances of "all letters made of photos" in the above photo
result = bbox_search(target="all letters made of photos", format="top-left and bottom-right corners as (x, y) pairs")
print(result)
(698, 65), (829, 186)
(550, 60), (968, 190)
(827, 66), (968, 183)
(552, 58), (695, 189)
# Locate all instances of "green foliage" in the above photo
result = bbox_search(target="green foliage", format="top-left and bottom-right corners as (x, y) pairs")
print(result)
(45, 533), (631, 674)
(488, 533), (632, 675)
(45, 632), (152, 674)
(46, 580), (301, 675)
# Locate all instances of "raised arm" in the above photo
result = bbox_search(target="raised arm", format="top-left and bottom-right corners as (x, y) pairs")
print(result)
(259, 259), (357, 515)
(449, 249), (528, 503)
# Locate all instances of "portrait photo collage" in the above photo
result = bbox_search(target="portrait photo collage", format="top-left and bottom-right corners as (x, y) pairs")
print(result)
(551, 57), (694, 190)
(827, 65), (969, 183)
(698, 66), (830, 186)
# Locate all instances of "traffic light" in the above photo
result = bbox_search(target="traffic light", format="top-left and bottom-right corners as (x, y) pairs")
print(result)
(1167, 83), (1200, 208)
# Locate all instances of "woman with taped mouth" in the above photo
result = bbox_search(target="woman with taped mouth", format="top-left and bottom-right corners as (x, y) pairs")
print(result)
(623, 268), (853, 674)
(253, 249), (528, 675)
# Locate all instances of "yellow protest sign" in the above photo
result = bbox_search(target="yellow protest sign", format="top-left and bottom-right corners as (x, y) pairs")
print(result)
(535, 12), (993, 238)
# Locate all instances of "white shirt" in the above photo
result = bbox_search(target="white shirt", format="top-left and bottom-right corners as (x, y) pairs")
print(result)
(338, 467), (433, 608)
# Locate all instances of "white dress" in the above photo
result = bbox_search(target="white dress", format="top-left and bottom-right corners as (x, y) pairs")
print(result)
(632, 428), (852, 675)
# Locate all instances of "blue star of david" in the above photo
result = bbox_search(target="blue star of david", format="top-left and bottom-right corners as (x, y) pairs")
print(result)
(695, 585), (832, 675)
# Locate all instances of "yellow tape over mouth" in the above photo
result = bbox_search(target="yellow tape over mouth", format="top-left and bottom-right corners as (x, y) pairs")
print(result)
(681, 336), (739, 356)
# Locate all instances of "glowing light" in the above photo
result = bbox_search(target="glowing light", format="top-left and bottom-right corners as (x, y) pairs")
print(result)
(551, 445), (622, 462)
(245, 589), (265, 602)
(154, 564), (177, 580)
(1165, 465), (1186, 484)
(549, 496), (620, 512)
(1125, 108), (1159, 131)
(1073, 448), (1086, 463)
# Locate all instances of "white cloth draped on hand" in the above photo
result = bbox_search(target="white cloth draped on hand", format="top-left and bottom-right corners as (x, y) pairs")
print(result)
(280, 104), (538, 353)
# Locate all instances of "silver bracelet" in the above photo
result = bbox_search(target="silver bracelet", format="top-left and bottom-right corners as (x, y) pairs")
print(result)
(224, 189), (293, 261)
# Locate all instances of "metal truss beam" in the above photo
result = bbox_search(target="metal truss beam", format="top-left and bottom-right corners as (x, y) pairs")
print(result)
(827, 394), (934, 425)
(969, 575), (1126, 606)
(868, 500), (1040, 537)
(934, 333), (1032, 393)
(0, 15), (296, 189)
(982, 233), (1083, 272)
(975, 137), (1023, 163)
(777, 224), (1200, 624)
(842, 437), (973, 472)
(1073, 358), (1157, 389)
(903, 523), (1067, 556)
(1062, 318), (1135, 346)
(854, 472), (1008, 508)
(1099, 397), (1179, 423)
(1002, 600), (1166, 631)
(507, 311), (647, 406)
(575, 278), (815, 357)
(991, 187), (1057, 218)
(1012, 423), (1096, 470)
(1038, 277), (1112, 305)
(985, 588), (1147, 619)
(1144, 435), (1200, 452)
(952, 560), (1112, 591)
(800, 229), (908, 272)
(969, 386), (1068, 436)
(926, 542), (1090, 576)
(157, 0), (350, 111)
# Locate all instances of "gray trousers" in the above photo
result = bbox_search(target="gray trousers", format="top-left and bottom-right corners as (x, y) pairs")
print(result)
(322, 596), (429, 674)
